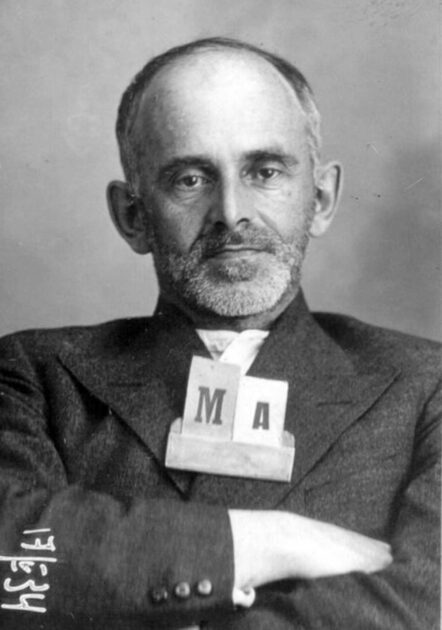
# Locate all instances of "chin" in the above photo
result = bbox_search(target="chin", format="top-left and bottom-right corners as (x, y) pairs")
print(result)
(207, 256), (264, 283)
(155, 245), (305, 318)
(181, 266), (295, 318)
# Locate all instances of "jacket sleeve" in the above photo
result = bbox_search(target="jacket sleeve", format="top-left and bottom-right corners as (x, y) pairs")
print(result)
(0, 334), (235, 629)
(212, 376), (441, 630)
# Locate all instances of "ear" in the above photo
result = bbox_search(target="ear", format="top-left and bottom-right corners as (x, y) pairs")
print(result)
(309, 162), (343, 238)
(106, 180), (153, 254)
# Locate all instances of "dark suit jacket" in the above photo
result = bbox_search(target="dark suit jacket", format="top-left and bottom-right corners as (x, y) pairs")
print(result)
(0, 294), (440, 629)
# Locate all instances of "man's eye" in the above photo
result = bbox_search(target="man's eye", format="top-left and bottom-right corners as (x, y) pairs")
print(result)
(173, 174), (210, 190)
(255, 167), (281, 181)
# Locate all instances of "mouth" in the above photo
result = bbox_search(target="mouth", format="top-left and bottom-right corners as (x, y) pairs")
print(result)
(208, 246), (264, 260)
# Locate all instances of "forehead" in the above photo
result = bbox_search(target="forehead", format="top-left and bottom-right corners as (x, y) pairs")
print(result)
(131, 49), (309, 162)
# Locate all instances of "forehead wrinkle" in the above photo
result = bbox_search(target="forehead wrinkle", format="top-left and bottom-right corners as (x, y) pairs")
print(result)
(130, 49), (309, 173)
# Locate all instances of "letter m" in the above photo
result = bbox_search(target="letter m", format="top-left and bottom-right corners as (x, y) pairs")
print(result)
(194, 387), (226, 425)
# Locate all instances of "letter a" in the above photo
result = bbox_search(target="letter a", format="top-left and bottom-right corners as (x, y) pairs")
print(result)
(194, 387), (226, 425)
(252, 402), (270, 430)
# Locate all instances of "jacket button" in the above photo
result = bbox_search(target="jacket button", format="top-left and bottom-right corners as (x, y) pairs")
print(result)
(174, 581), (191, 599)
(196, 579), (213, 597)
(150, 586), (168, 604)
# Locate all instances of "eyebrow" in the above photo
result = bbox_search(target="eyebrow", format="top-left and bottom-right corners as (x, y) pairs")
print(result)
(156, 148), (299, 182)
(243, 149), (299, 167)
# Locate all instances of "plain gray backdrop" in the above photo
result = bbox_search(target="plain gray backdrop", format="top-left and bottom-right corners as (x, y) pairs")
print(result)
(0, 0), (440, 340)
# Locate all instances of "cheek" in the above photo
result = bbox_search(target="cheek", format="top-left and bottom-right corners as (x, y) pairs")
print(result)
(255, 185), (313, 241)
(150, 196), (206, 254)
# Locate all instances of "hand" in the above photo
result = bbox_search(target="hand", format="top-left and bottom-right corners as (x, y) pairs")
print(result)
(229, 510), (392, 590)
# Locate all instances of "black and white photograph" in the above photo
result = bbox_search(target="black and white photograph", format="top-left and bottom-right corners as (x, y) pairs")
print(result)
(0, 1), (440, 628)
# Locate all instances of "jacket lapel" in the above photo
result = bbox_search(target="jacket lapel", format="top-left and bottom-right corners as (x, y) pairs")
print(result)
(58, 304), (211, 495)
(189, 295), (399, 508)
(58, 294), (399, 508)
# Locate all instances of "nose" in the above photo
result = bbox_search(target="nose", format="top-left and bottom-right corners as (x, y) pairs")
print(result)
(208, 178), (254, 231)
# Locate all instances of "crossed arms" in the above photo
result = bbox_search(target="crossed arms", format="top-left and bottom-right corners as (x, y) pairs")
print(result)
(0, 331), (440, 629)
(229, 509), (391, 607)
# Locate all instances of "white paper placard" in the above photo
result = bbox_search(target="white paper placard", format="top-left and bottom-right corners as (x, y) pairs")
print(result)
(182, 356), (241, 440)
(166, 356), (294, 481)
(232, 375), (288, 446)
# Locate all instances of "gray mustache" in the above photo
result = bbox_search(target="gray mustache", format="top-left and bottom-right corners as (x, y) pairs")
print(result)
(198, 227), (280, 257)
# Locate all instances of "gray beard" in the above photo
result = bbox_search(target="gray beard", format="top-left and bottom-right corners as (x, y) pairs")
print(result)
(152, 220), (311, 318)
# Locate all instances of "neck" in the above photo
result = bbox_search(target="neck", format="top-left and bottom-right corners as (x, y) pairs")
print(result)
(158, 288), (299, 332)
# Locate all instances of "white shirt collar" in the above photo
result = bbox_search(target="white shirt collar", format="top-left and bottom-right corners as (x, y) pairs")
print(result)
(196, 328), (269, 375)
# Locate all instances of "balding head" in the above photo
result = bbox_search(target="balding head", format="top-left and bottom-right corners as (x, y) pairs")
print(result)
(131, 48), (312, 194)
(107, 38), (341, 329)
(116, 37), (321, 193)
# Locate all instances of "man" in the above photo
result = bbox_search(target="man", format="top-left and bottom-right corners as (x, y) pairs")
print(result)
(0, 37), (439, 629)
